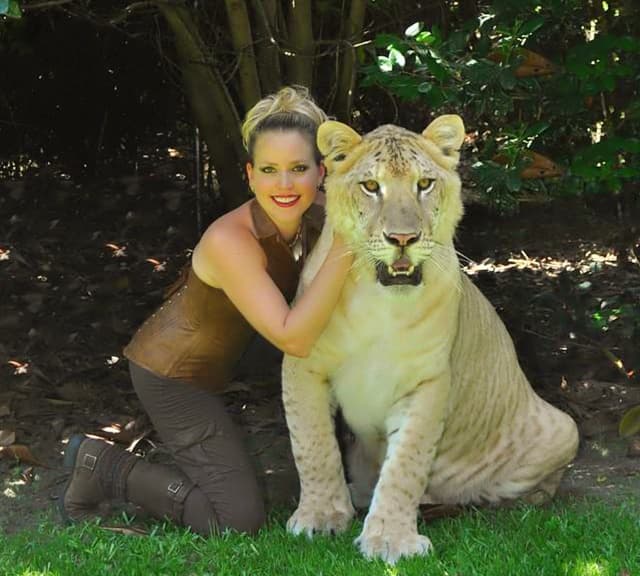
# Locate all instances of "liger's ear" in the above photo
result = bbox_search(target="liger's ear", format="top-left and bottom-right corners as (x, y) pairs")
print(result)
(422, 115), (465, 166)
(317, 121), (362, 164)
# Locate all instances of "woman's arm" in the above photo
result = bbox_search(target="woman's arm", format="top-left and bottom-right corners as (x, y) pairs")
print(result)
(192, 221), (352, 358)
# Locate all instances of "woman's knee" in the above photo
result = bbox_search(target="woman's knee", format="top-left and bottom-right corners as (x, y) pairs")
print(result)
(217, 487), (266, 535)
(181, 486), (219, 536)
(182, 480), (266, 536)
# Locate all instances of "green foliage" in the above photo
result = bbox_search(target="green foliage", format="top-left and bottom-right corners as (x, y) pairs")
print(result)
(0, 0), (21, 19)
(359, 1), (640, 210)
(591, 300), (640, 336)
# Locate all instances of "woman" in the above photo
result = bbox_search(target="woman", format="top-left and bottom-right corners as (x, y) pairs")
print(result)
(60, 86), (352, 536)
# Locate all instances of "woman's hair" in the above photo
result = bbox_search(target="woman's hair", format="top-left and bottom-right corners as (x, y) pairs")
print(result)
(241, 85), (328, 164)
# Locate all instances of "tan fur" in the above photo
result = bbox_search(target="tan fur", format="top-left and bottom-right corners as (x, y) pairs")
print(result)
(282, 116), (579, 564)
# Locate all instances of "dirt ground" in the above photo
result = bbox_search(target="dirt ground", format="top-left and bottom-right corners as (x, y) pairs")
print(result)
(1, 168), (639, 535)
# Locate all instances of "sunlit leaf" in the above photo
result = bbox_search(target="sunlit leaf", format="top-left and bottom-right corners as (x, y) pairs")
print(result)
(0, 0), (22, 18)
(415, 31), (436, 46)
(388, 47), (406, 68)
(404, 21), (421, 38)
(619, 405), (640, 437)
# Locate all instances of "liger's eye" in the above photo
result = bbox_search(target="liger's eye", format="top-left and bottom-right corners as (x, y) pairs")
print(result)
(360, 180), (381, 195)
(417, 177), (435, 194)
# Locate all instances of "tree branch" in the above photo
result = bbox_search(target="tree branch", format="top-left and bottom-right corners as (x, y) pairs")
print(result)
(224, 0), (262, 112)
(334, 0), (367, 122)
(285, 0), (313, 88)
(251, 0), (282, 94)
(159, 2), (248, 209)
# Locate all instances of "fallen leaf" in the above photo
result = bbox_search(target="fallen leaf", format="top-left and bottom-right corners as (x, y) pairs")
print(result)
(0, 403), (11, 417)
(0, 444), (46, 467)
(619, 405), (640, 437)
(96, 416), (151, 446)
(21, 466), (35, 485)
(100, 525), (148, 536)
(0, 429), (16, 447)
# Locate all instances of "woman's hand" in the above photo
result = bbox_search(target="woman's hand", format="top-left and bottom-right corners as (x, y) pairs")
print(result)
(193, 219), (353, 358)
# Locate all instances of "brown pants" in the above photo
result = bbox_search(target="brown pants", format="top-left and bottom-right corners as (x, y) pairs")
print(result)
(129, 362), (265, 534)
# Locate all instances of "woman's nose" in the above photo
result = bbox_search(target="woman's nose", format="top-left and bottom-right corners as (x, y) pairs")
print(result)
(278, 172), (293, 189)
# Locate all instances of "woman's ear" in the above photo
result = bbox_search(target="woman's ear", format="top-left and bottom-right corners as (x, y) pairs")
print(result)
(318, 161), (327, 183)
(245, 161), (255, 193)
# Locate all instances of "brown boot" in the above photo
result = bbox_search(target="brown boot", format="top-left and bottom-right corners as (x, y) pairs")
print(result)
(59, 434), (139, 523)
(125, 458), (206, 531)
(60, 434), (204, 530)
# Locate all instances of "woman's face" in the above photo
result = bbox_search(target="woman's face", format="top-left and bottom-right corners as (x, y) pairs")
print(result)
(246, 129), (324, 235)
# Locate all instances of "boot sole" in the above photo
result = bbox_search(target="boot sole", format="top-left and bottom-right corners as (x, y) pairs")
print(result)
(58, 434), (88, 524)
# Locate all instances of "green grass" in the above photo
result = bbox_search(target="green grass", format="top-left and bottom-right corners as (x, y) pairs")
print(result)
(0, 499), (638, 576)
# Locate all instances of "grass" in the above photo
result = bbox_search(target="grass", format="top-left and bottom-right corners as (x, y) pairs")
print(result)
(0, 499), (638, 576)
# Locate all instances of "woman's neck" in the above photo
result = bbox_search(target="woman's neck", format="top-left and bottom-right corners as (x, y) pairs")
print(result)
(277, 221), (302, 243)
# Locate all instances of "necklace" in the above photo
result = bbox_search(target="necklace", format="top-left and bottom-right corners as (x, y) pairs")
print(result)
(287, 226), (303, 262)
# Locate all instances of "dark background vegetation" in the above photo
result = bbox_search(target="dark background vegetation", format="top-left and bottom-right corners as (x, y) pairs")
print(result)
(0, 0), (639, 529)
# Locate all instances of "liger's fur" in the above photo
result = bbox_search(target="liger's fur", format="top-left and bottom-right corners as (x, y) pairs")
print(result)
(282, 116), (579, 565)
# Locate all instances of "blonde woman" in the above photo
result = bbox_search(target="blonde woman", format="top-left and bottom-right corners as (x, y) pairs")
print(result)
(60, 87), (352, 535)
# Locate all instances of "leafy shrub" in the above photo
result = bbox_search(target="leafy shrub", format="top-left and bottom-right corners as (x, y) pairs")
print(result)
(359, 0), (640, 211)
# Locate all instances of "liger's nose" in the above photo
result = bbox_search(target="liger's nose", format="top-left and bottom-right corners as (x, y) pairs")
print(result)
(383, 231), (421, 247)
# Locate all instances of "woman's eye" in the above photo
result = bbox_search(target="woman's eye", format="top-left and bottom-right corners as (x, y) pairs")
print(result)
(292, 164), (309, 173)
(359, 180), (380, 195)
(417, 178), (435, 194)
(260, 166), (276, 174)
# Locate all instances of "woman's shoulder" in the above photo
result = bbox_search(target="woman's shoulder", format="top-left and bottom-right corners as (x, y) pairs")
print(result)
(192, 200), (263, 286)
(205, 200), (254, 237)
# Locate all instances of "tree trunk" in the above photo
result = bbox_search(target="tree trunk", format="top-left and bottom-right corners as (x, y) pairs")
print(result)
(224, 0), (262, 111)
(286, 0), (314, 88)
(159, 3), (248, 210)
(334, 0), (367, 122)
(251, 0), (282, 95)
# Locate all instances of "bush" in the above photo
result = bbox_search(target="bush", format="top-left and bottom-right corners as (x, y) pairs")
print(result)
(359, 0), (640, 211)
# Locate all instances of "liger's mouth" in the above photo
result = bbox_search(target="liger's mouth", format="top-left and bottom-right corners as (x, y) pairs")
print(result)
(271, 195), (301, 208)
(375, 256), (423, 286)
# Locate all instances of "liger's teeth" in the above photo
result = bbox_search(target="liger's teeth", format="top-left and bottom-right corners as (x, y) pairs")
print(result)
(387, 265), (415, 277)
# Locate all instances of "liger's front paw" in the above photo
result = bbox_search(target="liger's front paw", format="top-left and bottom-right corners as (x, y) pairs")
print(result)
(355, 524), (432, 565)
(286, 501), (355, 537)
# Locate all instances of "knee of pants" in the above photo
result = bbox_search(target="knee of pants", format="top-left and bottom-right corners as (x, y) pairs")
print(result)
(217, 489), (266, 535)
(182, 487), (219, 537)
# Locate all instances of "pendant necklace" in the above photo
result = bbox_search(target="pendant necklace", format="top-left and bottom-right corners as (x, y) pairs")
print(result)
(287, 226), (303, 262)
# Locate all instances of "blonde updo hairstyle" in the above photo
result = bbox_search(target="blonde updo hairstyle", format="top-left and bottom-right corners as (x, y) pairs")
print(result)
(241, 85), (328, 164)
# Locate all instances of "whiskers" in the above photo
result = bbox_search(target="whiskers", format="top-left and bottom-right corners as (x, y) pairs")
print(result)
(332, 237), (370, 279)
(455, 249), (476, 268)
(425, 241), (463, 293)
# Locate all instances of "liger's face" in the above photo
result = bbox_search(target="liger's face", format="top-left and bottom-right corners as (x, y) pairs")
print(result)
(246, 130), (324, 232)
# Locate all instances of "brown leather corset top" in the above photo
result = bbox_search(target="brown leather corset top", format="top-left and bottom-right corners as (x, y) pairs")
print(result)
(123, 200), (324, 392)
